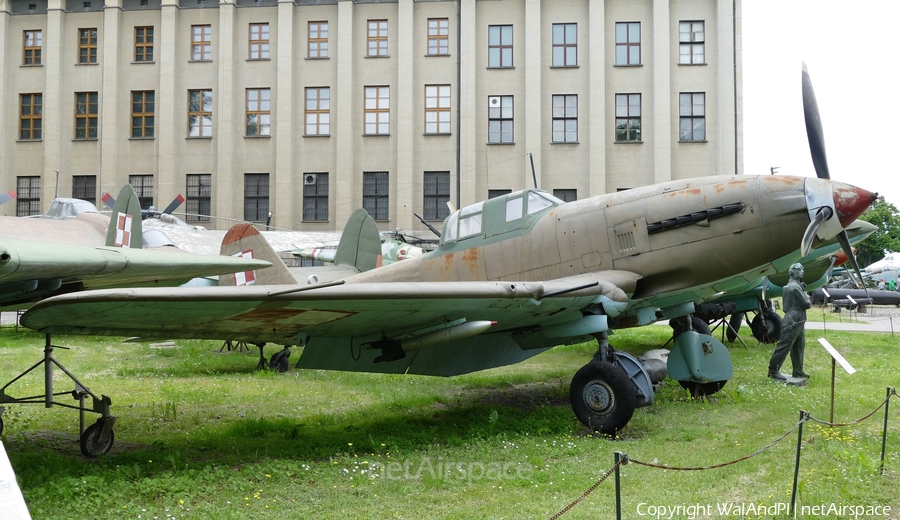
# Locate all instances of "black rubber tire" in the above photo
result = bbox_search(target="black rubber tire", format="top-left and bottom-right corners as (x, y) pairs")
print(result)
(726, 312), (744, 343)
(0, 416), (3, 436)
(669, 316), (711, 339)
(678, 380), (727, 398)
(570, 361), (636, 435)
(80, 422), (114, 457)
(750, 311), (782, 344)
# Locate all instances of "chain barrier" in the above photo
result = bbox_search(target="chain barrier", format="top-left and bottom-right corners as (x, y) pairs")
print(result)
(551, 388), (899, 519)
(807, 391), (893, 427)
(548, 457), (624, 520)
(629, 416), (806, 471)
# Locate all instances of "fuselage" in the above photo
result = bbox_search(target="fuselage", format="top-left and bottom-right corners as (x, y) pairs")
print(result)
(348, 175), (873, 318)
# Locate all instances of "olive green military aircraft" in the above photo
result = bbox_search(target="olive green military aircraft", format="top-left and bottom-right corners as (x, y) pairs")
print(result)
(0, 184), (271, 307)
(19, 67), (879, 435)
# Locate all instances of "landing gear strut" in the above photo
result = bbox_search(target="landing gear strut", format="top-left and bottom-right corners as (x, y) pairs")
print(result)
(0, 334), (116, 457)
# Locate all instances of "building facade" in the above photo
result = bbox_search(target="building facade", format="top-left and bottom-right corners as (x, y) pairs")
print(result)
(0, 0), (743, 234)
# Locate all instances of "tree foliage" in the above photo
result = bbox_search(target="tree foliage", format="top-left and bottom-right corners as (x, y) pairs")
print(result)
(857, 197), (900, 267)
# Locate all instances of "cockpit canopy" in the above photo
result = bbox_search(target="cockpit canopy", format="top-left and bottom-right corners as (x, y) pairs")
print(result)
(440, 189), (564, 245)
(43, 198), (100, 219)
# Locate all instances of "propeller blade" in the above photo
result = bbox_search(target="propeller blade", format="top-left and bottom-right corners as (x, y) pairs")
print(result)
(161, 194), (185, 215)
(802, 62), (831, 180)
(800, 206), (833, 257)
(836, 229), (870, 298)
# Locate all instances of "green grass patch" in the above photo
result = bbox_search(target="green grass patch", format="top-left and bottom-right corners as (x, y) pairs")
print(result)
(1, 324), (898, 519)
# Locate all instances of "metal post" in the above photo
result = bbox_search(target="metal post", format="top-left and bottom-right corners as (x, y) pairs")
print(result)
(614, 452), (623, 520)
(881, 387), (893, 475)
(790, 410), (806, 517)
(43, 334), (53, 408)
(830, 358), (836, 426)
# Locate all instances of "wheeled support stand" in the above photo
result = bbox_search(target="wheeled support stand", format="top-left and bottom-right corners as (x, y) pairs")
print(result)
(0, 334), (116, 457)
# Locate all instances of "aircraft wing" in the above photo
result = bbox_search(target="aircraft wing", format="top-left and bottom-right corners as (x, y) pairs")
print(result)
(22, 271), (640, 375)
(0, 238), (271, 306)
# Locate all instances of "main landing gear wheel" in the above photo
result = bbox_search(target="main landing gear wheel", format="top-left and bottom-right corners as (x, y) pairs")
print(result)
(570, 361), (636, 435)
(678, 380), (727, 398)
(750, 311), (782, 344)
(80, 421), (115, 457)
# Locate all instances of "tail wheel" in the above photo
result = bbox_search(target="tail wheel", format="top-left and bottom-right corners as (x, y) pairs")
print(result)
(80, 421), (115, 457)
(570, 361), (636, 435)
(750, 311), (782, 344)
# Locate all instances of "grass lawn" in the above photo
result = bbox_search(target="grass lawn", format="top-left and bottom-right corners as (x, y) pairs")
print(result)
(1, 322), (898, 519)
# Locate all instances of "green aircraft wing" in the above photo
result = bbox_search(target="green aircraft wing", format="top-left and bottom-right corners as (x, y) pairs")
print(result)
(21, 271), (639, 375)
(0, 238), (271, 306)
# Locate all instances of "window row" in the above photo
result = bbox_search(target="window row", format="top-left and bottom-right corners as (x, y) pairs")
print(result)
(19, 19), (702, 67)
(17, 90), (705, 143)
(14, 171), (581, 225)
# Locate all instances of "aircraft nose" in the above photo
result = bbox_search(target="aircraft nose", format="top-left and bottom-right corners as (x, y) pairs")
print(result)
(832, 182), (878, 228)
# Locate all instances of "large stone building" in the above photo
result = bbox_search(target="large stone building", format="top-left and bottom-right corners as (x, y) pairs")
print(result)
(0, 0), (743, 235)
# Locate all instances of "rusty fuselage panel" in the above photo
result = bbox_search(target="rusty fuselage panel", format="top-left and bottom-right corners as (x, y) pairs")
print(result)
(348, 176), (810, 306)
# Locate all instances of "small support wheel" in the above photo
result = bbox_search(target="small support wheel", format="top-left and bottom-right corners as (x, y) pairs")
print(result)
(80, 421), (114, 457)
(750, 311), (782, 344)
(678, 380), (727, 398)
(570, 361), (636, 435)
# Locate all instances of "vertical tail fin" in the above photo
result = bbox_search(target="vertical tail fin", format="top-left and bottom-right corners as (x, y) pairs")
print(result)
(219, 223), (295, 286)
(105, 184), (143, 248)
(333, 208), (383, 271)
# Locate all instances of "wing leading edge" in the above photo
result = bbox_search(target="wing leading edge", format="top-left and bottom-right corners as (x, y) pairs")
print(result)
(22, 271), (640, 375)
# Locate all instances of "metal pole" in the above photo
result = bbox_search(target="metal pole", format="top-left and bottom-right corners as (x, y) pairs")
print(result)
(881, 387), (893, 475)
(44, 334), (53, 408)
(790, 410), (806, 518)
(830, 358), (836, 426)
(614, 452), (623, 520)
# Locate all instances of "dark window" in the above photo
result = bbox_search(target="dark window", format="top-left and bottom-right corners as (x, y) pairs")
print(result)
(363, 172), (389, 220)
(186, 174), (211, 221)
(302, 173), (329, 221)
(423, 171), (450, 221)
(78, 28), (98, 63)
(16, 176), (41, 216)
(488, 25), (513, 68)
(679, 92), (706, 142)
(615, 22), (640, 65)
(135, 26), (154, 62)
(244, 173), (269, 221)
(75, 92), (98, 139)
(72, 175), (97, 205)
(551, 23), (576, 66)
(129, 174), (154, 209)
(615, 93), (641, 142)
(20, 93), (43, 140)
(553, 189), (577, 202)
(131, 91), (155, 138)
(488, 189), (511, 199)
